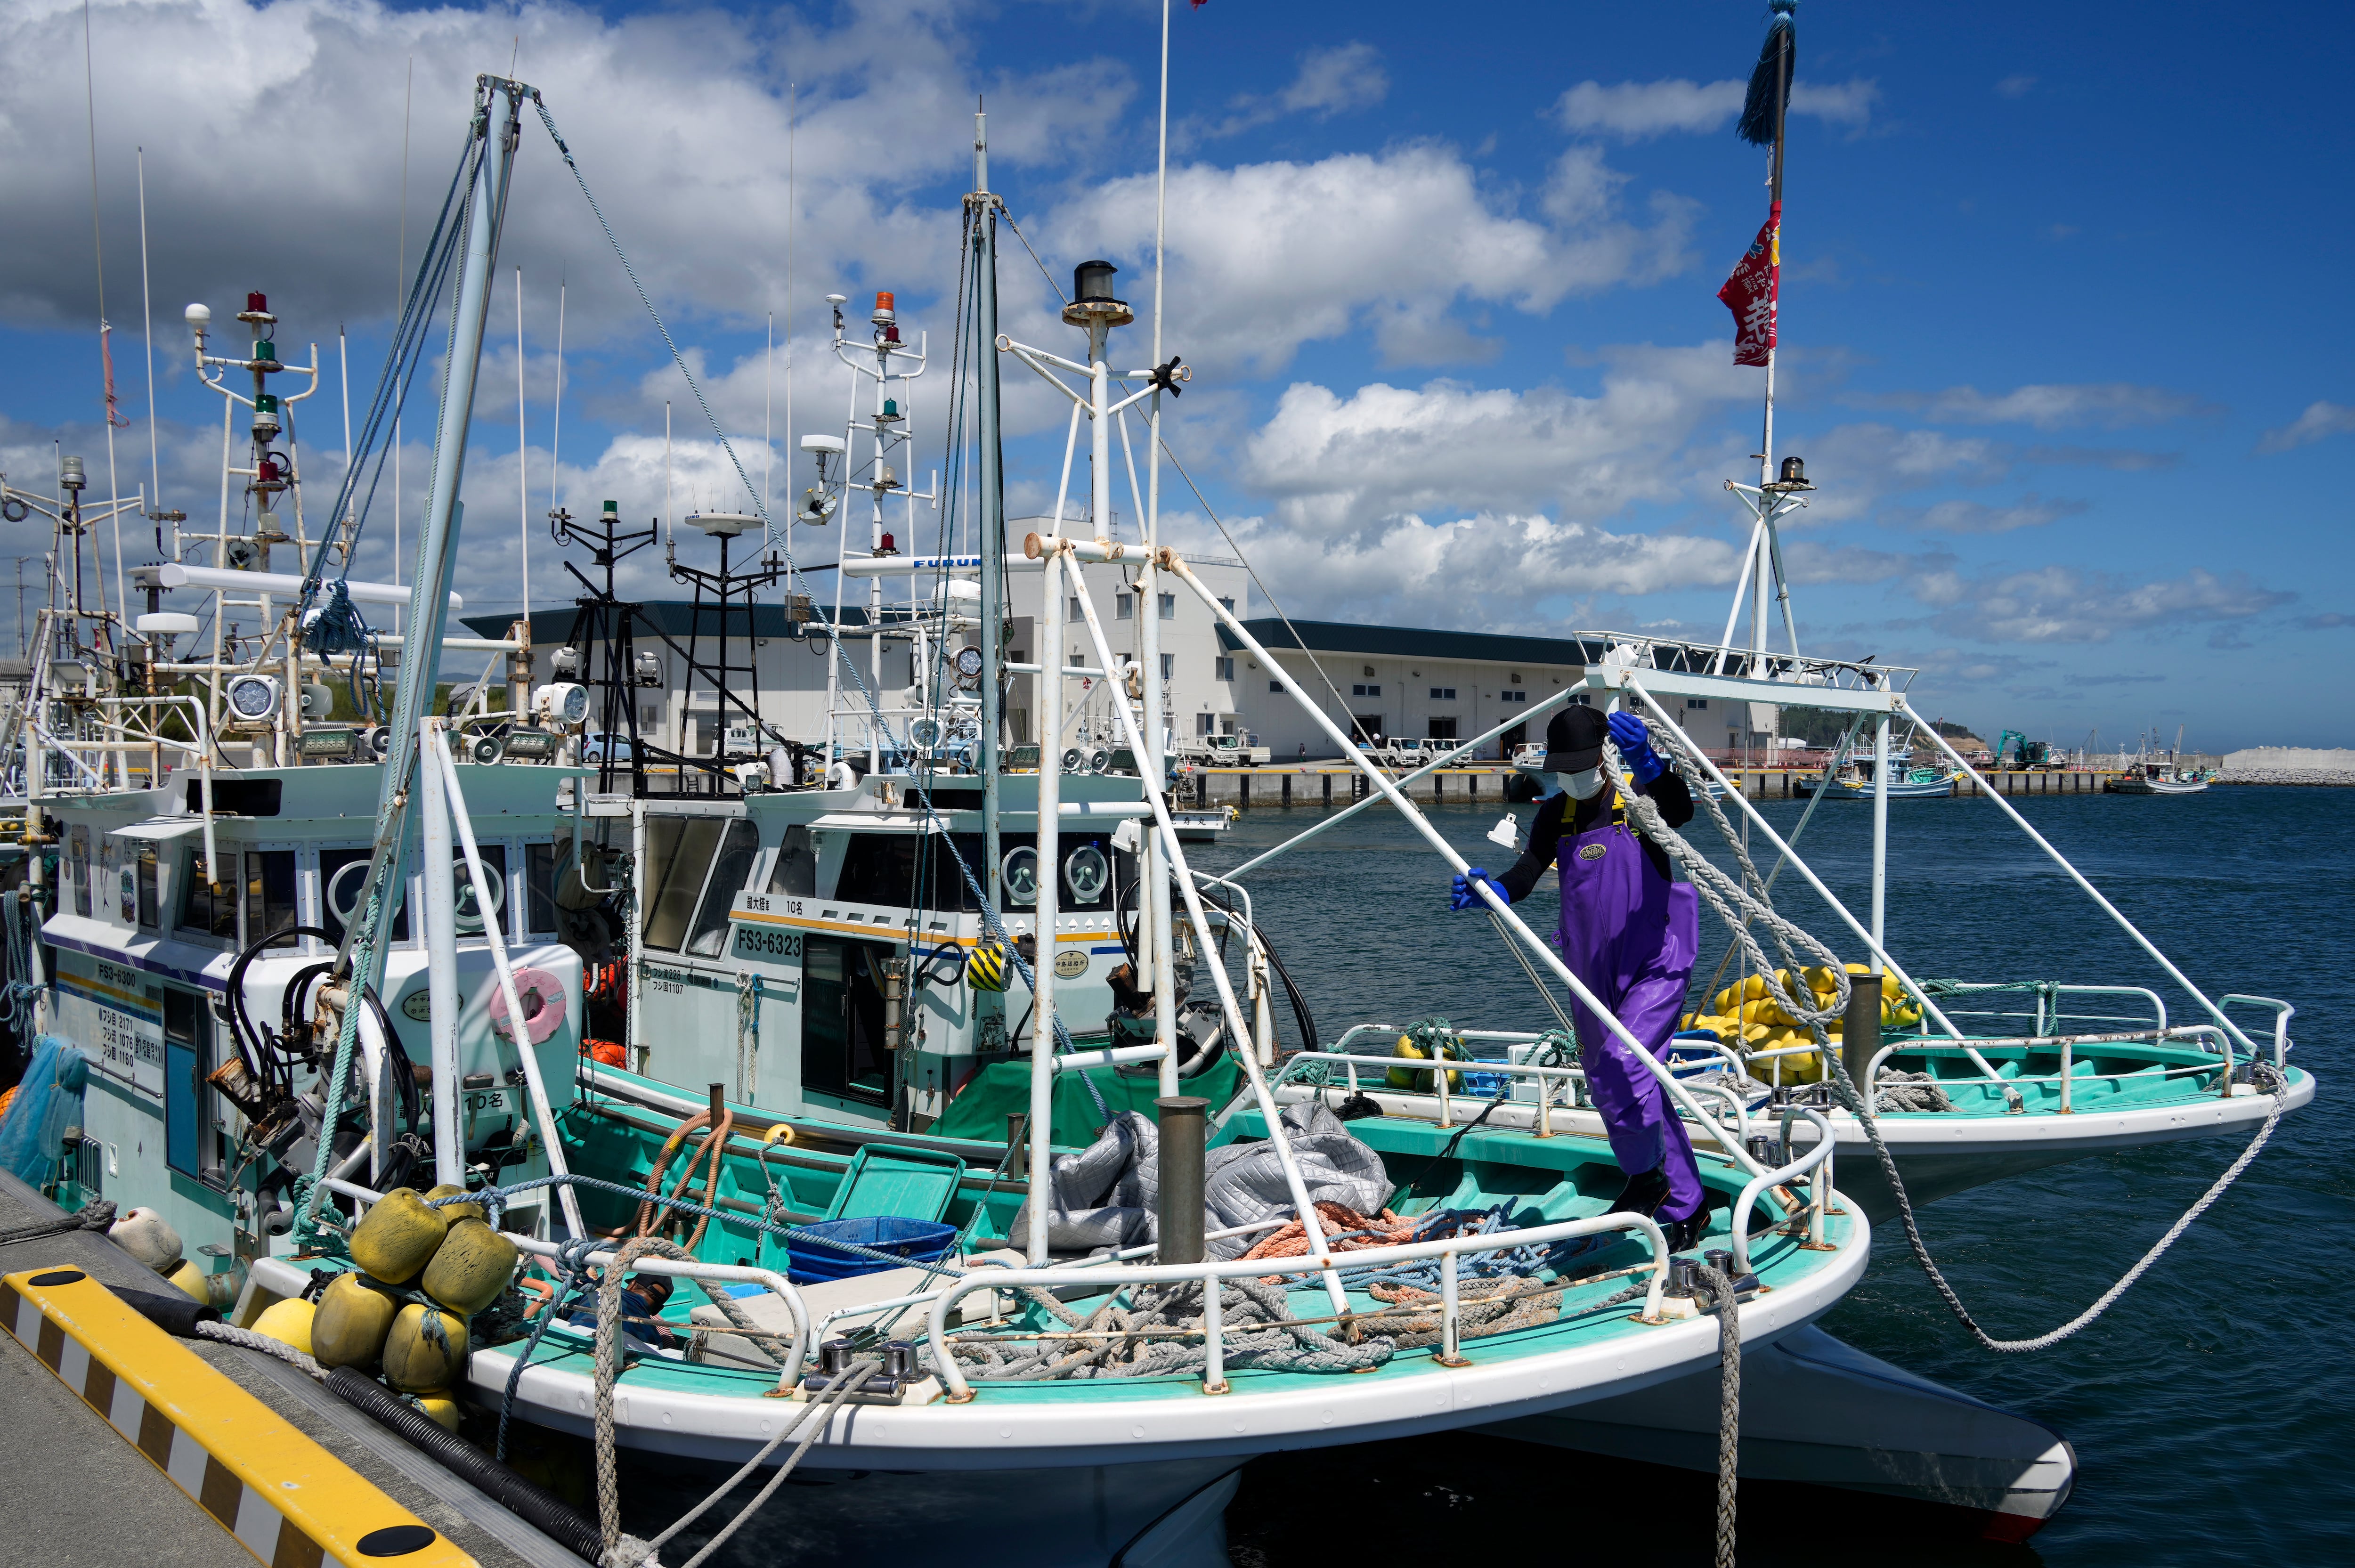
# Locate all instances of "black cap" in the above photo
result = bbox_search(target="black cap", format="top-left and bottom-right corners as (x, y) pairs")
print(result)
(1542, 706), (1607, 772)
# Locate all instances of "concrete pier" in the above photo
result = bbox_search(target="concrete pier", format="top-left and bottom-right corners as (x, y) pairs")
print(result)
(1178, 765), (2123, 808)
(0, 1173), (585, 1568)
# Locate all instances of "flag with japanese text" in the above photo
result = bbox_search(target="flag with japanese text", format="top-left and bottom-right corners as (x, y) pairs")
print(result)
(1717, 202), (1780, 367)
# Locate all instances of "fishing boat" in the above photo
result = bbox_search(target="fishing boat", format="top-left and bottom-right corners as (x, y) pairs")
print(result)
(2107, 761), (2210, 796)
(1794, 760), (1956, 799)
(0, 14), (2307, 1560)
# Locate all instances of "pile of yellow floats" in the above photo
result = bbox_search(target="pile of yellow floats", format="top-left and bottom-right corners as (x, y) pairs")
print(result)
(249, 1186), (519, 1433)
(1680, 963), (1923, 1084)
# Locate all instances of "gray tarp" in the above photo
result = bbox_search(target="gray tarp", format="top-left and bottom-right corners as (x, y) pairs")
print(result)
(1008, 1101), (1390, 1258)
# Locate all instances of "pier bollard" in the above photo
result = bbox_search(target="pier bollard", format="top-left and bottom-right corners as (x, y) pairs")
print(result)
(1842, 973), (1882, 1091)
(1155, 1096), (1209, 1266)
(1007, 1113), (1030, 1182)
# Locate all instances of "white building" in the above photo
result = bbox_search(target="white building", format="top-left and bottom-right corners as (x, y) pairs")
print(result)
(1228, 619), (1770, 761)
(472, 535), (1246, 758)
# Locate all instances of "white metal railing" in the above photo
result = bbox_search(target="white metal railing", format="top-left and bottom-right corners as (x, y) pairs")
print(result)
(1864, 1024), (2247, 1112)
(925, 1211), (1675, 1400)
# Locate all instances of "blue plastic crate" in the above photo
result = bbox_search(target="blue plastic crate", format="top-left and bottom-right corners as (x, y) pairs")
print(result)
(785, 1215), (958, 1285)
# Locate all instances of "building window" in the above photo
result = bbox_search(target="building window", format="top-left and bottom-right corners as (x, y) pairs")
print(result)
(1068, 649), (1088, 667)
(1571, 694), (1591, 707)
(1501, 690), (1527, 704)
(1067, 595), (1083, 621)
(1219, 716), (1238, 736)
(1159, 593), (1176, 620)
(1115, 593), (1133, 620)
(1161, 653), (1175, 680)
(1215, 657), (1235, 681)
(1196, 714), (1216, 735)
(1429, 686), (1455, 701)
(1686, 698), (1709, 711)
(1427, 717), (1459, 741)
(1269, 680), (1283, 693)
(1352, 682), (1381, 697)
(1218, 596), (1235, 612)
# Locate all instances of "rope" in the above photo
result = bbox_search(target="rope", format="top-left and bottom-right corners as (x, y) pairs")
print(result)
(1691, 1264), (1741, 1568)
(195, 1318), (325, 1379)
(1608, 712), (2296, 1354)
(0, 1198), (115, 1246)
(640, 1357), (881, 1568)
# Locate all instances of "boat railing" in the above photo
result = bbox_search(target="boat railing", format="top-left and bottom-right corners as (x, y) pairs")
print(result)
(1864, 1023), (2254, 1111)
(924, 1106), (1839, 1399)
(2218, 996), (2295, 1065)
(1268, 1035), (1761, 1150)
(925, 1212), (1674, 1401)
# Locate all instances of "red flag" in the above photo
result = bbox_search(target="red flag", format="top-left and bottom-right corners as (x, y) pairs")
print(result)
(1716, 201), (1780, 368)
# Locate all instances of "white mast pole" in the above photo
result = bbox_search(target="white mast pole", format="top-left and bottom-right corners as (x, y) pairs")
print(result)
(138, 147), (162, 539)
(1144, 0), (1179, 1095)
(516, 266), (529, 624)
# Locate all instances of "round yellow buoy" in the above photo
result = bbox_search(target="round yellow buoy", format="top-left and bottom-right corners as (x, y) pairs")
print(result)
(349, 1188), (450, 1285)
(410, 1391), (463, 1434)
(382, 1303), (469, 1394)
(251, 1297), (317, 1356)
(166, 1259), (210, 1304)
(312, 1273), (399, 1370)
(762, 1123), (796, 1149)
(423, 1182), (485, 1225)
(422, 1219), (520, 1316)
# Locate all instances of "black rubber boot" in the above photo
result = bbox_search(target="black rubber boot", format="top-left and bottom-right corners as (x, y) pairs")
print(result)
(1608, 1166), (1671, 1217)
(1661, 1211), (1709, 1253)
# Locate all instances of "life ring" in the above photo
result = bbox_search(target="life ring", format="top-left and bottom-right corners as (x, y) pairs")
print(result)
(489, 966), (568, 1045)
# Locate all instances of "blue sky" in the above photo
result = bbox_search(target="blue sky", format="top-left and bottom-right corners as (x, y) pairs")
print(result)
(1, 1), (2349, 748)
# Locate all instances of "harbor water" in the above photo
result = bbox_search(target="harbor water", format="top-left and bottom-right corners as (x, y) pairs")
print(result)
(1207, 786), (2352, 1567)
(627, 786), (2348, 1565)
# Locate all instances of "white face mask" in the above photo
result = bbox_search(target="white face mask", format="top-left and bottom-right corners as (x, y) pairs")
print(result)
(1554, 767), (1605, 800)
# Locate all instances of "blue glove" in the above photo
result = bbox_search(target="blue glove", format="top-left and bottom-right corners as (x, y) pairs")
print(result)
(1451, 868), (1507, 910)
(1608, 711), (1665, 787)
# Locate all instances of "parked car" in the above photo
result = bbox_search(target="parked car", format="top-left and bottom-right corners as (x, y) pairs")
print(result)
(582, 731), (637, 763)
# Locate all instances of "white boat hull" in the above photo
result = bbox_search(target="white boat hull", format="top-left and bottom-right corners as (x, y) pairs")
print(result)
(1483, 1325), (2074, 1542)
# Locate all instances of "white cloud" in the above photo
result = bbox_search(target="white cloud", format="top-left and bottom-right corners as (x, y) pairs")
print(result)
(2257, 400), (2355, 453)
(1995, 73), (2038, 98)
(1890, 496), (2086, 535)
(1553, 76), (1881, 139)
(1193, 42), (1388, 140)
(1926, 565), (2294, 643)
(1040, 144), (1697, 377)
(0, 0), (1131, 342)
(1871, 382), (2211, 430)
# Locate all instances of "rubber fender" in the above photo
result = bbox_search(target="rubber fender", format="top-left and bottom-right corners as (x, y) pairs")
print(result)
(421, 1219), (520, 1316)
(113, 1285), (221, 1337)
(382, 1302), (468, 1393)
(584, 1038), (625, 1066)
(109, 1206), (184, 1273)
(251, 1296), (316, 1356)
(166, 1259), (211, 1304)
(423, 1182), (486, 1225)
(349, 1187), (449, 1284)
(1386, 1035), (1464, 1093)
(312, 1272), (399, 1371)
(320, 1367), (604, 1563)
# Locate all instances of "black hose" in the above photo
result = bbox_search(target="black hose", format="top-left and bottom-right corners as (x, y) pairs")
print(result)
(363, 985), (423, 1132)
(114, 1286), (221, 1336)
(226, 924), (337, 1094)
(322, 1366), (605, 1563)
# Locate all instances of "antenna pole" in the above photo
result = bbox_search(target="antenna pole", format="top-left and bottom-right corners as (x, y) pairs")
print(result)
(971, 103), (1007, 907)
(138, 146), (161, 532)
(516, 266), (529, 622)
(1143, 0), (1179, 1093)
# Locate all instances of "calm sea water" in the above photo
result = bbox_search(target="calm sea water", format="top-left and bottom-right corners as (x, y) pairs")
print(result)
(1204, 786), (2351, 1567)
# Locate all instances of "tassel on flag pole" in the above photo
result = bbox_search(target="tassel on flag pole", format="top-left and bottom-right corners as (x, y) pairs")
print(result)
(1719, 2), (1795, 369)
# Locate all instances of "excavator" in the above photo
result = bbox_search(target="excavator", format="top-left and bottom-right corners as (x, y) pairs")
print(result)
(1996, 730), (2056, 770)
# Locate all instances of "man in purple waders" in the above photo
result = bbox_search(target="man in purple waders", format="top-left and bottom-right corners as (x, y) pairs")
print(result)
(1451, 706), (1708, 1250)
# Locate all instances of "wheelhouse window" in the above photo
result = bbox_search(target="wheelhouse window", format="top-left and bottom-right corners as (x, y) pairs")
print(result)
(319, 845), (409, 945)
(641, 816), (726, 953)
(766, 825), (817, 896)
(179, 848), (238, 940)
(69, 826), (91, 918)
(135, 844), (160, 929)
(684, 820), (761, 957)
(242, 851), (299, 944)
(525, 841), (567, 935)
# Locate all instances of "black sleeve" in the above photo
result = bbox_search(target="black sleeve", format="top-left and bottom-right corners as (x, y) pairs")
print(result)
(1644, 767), (1695, 829)
(1495, 793), (1568, 902)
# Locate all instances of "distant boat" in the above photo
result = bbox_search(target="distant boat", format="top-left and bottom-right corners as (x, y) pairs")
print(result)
(1795, 763), (1956, 800)
(2106, 762), (2210, 796)
(1172, 804), (1236, 841)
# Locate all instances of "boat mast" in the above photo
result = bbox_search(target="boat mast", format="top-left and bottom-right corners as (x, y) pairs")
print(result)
(971, 106), (1005, 904)
(363, 75), (527, 974)
(1142, 0), (1178, 1094)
